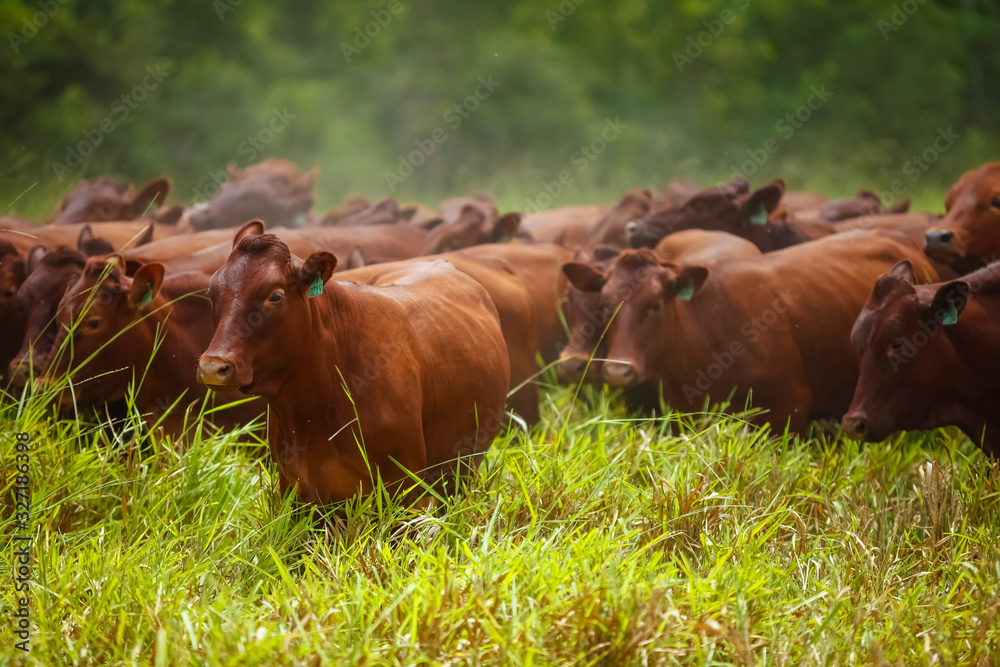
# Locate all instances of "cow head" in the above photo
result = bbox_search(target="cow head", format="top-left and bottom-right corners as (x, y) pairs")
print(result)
(198, 220), (336, 396)
(585, 189), (654, 248)
(7, 247), (89, 386)
(557, 245), (620, 384)
(187, 159), (318, 231)
(42, 256), (163, 406)
(49, 177), (170, 226)
(843, 260), (973, 442)
(626, 179), (790, 251)
(564, 248), (708, 388)
(425, 209), (521, 254)
(925, 163), (1000, 275)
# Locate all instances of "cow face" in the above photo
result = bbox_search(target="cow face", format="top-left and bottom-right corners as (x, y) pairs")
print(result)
(42, 258), (163, 406)
(49, 177), (170, 226)
(844, 261), (970, 442)
(187, 159), (317, 231)
(7, 248), (87, 386)
(564, 249), (708, 388)
(198, 220), (336, 396)
(925, 163), (1000, 274)
(586, 189), (654, 248)
(558, 245), (620, 384)
(627, 179), (786, 249)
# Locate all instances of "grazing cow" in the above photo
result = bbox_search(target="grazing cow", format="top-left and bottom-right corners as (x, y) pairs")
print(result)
(48, 177), (171, 226)
(924, 162), (1000, 275)
(519, 204), (613, 247)
(39, 257), (263, 434)
(186, 159), (318, 231)
(6, 247), (89, 386)
(558, 231), (761, 385)
(626, 178), (812, 252)
(563, 232), (938, 433)
(843, 261), (1000, 456)
(197, 221), (510, 504)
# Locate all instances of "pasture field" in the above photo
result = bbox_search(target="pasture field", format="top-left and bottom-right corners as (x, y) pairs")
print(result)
(2, 379), (999, 666)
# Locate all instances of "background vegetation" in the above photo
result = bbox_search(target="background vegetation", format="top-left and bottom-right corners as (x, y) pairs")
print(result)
(2, 0), (998, 218)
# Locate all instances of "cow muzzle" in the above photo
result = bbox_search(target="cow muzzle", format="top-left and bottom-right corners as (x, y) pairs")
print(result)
(842, 413), (883, 443)
(604, 359), (639, 387)
(197, 354), (252, 391)
(556, 353), (596, 384)
(924, 229), (959, 262)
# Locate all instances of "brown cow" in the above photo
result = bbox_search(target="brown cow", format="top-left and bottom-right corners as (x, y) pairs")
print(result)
(626, 178), (812, 252)
(563, 232), (938, 433)
(924, 162), (1000, 275)
(584, 189), (655, 248)
(558, 231), (761, 385)
(519, 204), (613, 247)
(196, 221), (510, 504)
(39, 257), (263, 435)
(48, 177), (171, 226)
(425, 211), (522, 254)
(186, 159), (318, 231)
(843, 261), (1000, 456)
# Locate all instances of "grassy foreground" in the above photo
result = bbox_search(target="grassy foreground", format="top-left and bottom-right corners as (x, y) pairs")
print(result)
(1, 382), (999, 666)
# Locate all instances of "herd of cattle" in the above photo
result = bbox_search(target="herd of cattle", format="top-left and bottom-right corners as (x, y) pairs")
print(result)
(1, 158), (998, 504)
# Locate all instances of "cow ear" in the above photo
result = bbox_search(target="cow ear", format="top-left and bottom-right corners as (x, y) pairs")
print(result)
(298, 251), (338, 297)
(127, 178), (170, 218)
(124, 259), (143, 277)
(154, 204), (184, 226)
(888, 197), (911, 214)
(671, 265), (709, 301)
(490, 212), (522, 242)
(27, 245), (47, 275)
(871, 261), (918, 303)
(127, 263), (165, 311)
(741, 179), (785, 225)
(133, 223), (155, 248)
(299, 166), (319, 192)
(929, 280), (970, 327)
(888, 260), (917, 284)
(233, 219), (266, 247)
(77, 224), (94, 252)
(563, 262), (607, 292)
(418, 217), (445, 231)
(345, 246), (366, 269)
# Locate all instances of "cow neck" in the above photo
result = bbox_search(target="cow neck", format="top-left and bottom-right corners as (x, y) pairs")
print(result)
(266, 280), (368, 432)
(932, 297), (1000, 428)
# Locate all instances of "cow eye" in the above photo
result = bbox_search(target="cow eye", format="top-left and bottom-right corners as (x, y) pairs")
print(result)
(647, 301), (663, 315)
(3, 288), (14, 298)
(890, 337), (905, 352)
(992, 196), (1000, 209)
(268, 292), (283, 304)
(87, 318), (100, 330)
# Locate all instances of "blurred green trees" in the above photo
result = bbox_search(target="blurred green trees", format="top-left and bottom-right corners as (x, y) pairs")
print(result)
(1, 0), (996, 217)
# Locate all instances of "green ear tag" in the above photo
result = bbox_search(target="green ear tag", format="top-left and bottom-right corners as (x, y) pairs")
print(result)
(308, 273), (324, 298)
(750, 204), (768, 225)
(677, 281), (694, 302)
(140, 282), (153, 306)
(942, 303), (958, 326)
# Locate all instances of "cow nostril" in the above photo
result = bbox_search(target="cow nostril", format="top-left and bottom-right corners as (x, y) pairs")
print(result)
(217, 364), (229, 376)
(938, 231), (954, 242)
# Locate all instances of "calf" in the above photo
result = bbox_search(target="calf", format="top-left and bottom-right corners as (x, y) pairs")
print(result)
(197, 221), (510, 504)
(924, 162), (1000, 275)
(39, 257), (263, 434)
(843, 261), (1000, 456)
(626, 178), (812, 252)
(563, 232), (938, 433)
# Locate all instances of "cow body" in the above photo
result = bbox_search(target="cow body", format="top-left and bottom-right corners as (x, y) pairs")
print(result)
(197, 222), (510, 504)
(564, 232), (938, 432)
(844, 261), (1000, 456)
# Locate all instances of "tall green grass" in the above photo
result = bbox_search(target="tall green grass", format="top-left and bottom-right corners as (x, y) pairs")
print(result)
(2, 376), (999, 665)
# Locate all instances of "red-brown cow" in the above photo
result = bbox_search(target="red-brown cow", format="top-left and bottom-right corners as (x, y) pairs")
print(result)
(563, 232), (938, 433)
(584, 189), (655, 248)
(185, 159), (318, 231)
(48, 177), (171, 226)
(39, 257), (263, 435)
(196, 221), (510, 504)
(924, 162), (1000, 275)
(558, 231), (761, 385)
(626, 178), (812, 252)
(843, 261), (1000, 456)
(519, 204), (612, 247)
